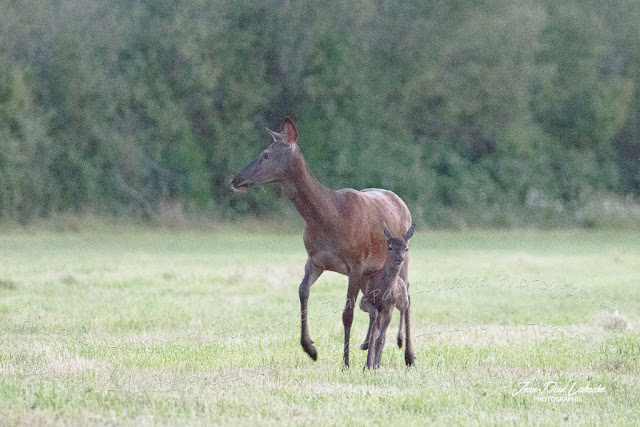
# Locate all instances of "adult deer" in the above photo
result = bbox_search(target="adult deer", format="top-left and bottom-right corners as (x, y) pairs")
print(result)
(231, 117), (414, 367)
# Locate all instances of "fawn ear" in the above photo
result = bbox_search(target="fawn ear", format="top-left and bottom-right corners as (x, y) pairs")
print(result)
(266, 128), (281, 142)
(281, 116), (298, 145)
(403, 223), (415, 241)
(383, 224), (392, 241)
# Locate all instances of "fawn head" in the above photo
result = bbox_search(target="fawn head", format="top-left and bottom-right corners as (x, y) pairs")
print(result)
(383, 223), (415, 266)
(231, 117), (298, 191)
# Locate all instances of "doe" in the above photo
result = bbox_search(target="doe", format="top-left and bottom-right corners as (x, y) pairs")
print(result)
(360, 224), (415, 369)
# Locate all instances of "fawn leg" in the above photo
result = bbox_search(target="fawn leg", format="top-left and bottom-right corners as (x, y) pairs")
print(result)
(365, 310), (379, 370)
(299, 259), (324, 361)
(359, 292), (377, 350)
(374, 312), (392, 368)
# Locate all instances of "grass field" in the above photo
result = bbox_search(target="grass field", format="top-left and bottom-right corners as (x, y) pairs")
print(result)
(1, 228), (639, 425)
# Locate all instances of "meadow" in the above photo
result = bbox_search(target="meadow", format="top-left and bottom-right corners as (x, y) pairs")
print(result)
(0, 228), (639, 425)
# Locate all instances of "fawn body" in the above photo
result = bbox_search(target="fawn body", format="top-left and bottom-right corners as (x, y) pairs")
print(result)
(360, 224), (415, 369)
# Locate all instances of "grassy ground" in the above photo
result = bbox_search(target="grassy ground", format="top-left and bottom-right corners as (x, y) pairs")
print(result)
(0, 228), (638, 425)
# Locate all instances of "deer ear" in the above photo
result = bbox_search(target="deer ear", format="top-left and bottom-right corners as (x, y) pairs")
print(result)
(266, 128), (281, 142)
(281, 116), (298, 145)
(403, 223), (415, 241)
(383, 224), (392, 241)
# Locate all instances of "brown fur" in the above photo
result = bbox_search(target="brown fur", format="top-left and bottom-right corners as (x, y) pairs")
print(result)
(231, 117), (414, 367)
(360, 225), (416, 369)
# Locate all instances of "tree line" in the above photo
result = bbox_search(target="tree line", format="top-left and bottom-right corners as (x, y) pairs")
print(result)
(1, 0), (639, 227)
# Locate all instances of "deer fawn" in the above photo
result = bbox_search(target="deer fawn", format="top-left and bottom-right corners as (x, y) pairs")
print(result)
(360, 224), (415, 369)
(231, 117), (414, 367)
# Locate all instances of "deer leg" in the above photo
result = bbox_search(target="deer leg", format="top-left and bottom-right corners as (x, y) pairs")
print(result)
(342, 275), (363, 368)
(364, 310), (379, 370)
(397, 309), (404, 348)
(399, 257), (415, 366)
(374, 312), (392, 368)
(359, 291), (378, 350)
(299, 259), (324, 361)
(404, 295), (416, 366)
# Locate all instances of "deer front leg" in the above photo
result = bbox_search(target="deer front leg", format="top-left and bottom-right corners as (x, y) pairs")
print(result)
(397, 279), (408, 349)
(365, 310), (379, 370)
(397, 309), (404, 348)
(342, 275), (363, 368)
(299, 259), (324, 361)
(359, 289), (380, 350)
(374, 312), (392, 368)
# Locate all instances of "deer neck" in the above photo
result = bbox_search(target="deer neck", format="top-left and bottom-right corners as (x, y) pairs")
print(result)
(280, 150), (337, 226)
(381, 259), (402, 284)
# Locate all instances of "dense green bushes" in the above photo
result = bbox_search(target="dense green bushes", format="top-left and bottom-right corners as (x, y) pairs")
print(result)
(1, 0), (639, 227)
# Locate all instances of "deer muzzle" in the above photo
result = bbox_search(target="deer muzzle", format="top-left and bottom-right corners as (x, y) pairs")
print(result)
(230, 176), (250, 192)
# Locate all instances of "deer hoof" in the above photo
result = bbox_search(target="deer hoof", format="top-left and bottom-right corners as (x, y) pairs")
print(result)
(301, 340), (318, 361)
(405, 353), (415, 367)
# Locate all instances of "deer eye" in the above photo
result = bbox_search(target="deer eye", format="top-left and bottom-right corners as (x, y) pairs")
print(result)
(262, 152), (270, 160)
(388, 245), (392, 250)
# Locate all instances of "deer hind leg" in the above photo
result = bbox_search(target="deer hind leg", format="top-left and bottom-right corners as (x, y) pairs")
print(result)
(299, 259), (324, 361)
(397, 309), (404, 348)
(404, 295), (416, 366)
(399, 257), (415, 366)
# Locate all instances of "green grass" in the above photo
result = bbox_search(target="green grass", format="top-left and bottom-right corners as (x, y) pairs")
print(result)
(1, 229), (639, 425)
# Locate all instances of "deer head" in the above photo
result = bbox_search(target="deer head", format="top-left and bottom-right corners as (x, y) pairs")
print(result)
(231, 117), (298, 192)
(383, 223), (415, 265)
